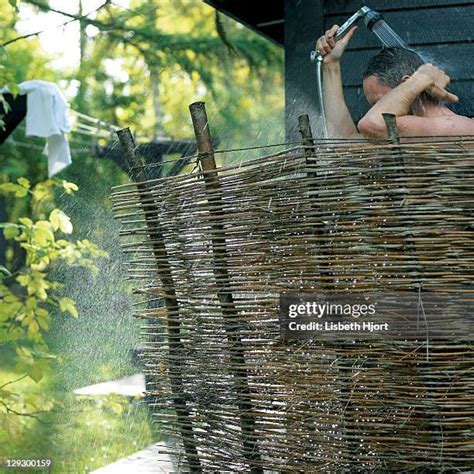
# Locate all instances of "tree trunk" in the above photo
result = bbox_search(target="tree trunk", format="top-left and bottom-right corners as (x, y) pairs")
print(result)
(0, 197), (7, 266)
(76, 0), (88, 112)
(150, 66), (165, 138)
(148, 6), (165, 138)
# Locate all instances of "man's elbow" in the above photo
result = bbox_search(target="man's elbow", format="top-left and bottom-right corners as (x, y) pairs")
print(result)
(357, 116), (388, 139)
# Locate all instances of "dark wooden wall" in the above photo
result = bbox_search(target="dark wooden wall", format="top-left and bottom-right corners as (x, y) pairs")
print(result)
(284, 0), (324, 140)
(284, 0), (474, 138)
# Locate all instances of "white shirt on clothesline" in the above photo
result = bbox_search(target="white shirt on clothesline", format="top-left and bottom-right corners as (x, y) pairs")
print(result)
(2, 80), (72, 177)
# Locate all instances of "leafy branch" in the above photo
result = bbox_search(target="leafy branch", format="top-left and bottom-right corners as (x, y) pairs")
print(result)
(1, 0), (111, 48)
(0, 177), (108, 438)
(19, 0), (282, 76)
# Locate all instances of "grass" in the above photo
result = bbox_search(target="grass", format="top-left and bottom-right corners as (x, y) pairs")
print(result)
(0, 361), (157, 474)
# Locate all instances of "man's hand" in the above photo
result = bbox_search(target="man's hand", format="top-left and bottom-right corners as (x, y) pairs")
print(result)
(315, 24), (357, 64)
(414, 64), (459, 103)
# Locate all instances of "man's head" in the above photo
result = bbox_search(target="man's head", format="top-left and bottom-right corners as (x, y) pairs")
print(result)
(362, 47), (434, 106)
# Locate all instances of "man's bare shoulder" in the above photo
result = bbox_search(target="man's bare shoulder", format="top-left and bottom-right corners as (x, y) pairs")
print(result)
(438, 114), (474, 149)
(395, 112), (474, 141)
(435, 112), (474, 135)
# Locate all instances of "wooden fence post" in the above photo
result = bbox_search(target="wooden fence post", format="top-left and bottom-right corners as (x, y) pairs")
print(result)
(297, 113), (315, 157)
(189, 102), (263, 473)
(382, 113), (400, 143)
(297, 113), (334, 290)
(116, 128), (202, 472)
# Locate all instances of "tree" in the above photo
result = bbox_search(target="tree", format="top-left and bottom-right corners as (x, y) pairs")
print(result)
(22, 0), (284, 146)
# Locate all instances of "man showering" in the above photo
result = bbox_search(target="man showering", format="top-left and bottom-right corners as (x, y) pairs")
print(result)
(315, 25), (474, 139)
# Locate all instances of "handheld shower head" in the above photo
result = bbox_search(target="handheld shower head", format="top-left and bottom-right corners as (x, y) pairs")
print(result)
(311, 6), (372, 62)
(334, 6), (371, 42)
(310, 5), (406, 62)
(363, 9), (383, 30)
(364, 9), (408, 48)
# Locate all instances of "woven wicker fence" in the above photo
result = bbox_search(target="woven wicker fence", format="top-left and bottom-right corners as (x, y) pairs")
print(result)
(111, 107), (473, 472)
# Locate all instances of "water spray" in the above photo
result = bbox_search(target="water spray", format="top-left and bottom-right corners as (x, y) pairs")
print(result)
(311, 6), (407, 137)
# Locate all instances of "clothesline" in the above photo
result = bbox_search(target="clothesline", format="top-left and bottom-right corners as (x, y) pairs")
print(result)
(15, 114), (116, 140)
(15, 115), (172, 146)
(71, 125), (112, 139)
(13, 121), (172, 151)
(11, 121), (189, 149)
(8, 132), (99, 150)
(70, 109), (121, 133)
(5, 137), (93, 154)
(0, 103), (117, 140)
(5, 96), (192, 169)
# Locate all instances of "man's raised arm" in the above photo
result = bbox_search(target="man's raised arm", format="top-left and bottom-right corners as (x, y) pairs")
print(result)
(315, 25), (364, 139)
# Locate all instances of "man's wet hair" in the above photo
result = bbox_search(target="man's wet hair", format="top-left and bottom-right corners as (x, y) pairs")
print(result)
(363, 47), (437, 103)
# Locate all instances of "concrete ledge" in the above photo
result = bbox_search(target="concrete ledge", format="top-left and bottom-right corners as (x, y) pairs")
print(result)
(91, 441), (177, 473)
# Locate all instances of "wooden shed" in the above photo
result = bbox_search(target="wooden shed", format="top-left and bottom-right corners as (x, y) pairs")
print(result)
(204, 0), (474, 138)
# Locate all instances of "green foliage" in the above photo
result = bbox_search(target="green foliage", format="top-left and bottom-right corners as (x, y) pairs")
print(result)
(0, 177), (107, 439)
(50, 0), (284, 147)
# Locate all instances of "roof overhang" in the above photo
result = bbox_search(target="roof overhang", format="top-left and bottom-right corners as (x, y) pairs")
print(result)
(203, 1), (284, 46)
